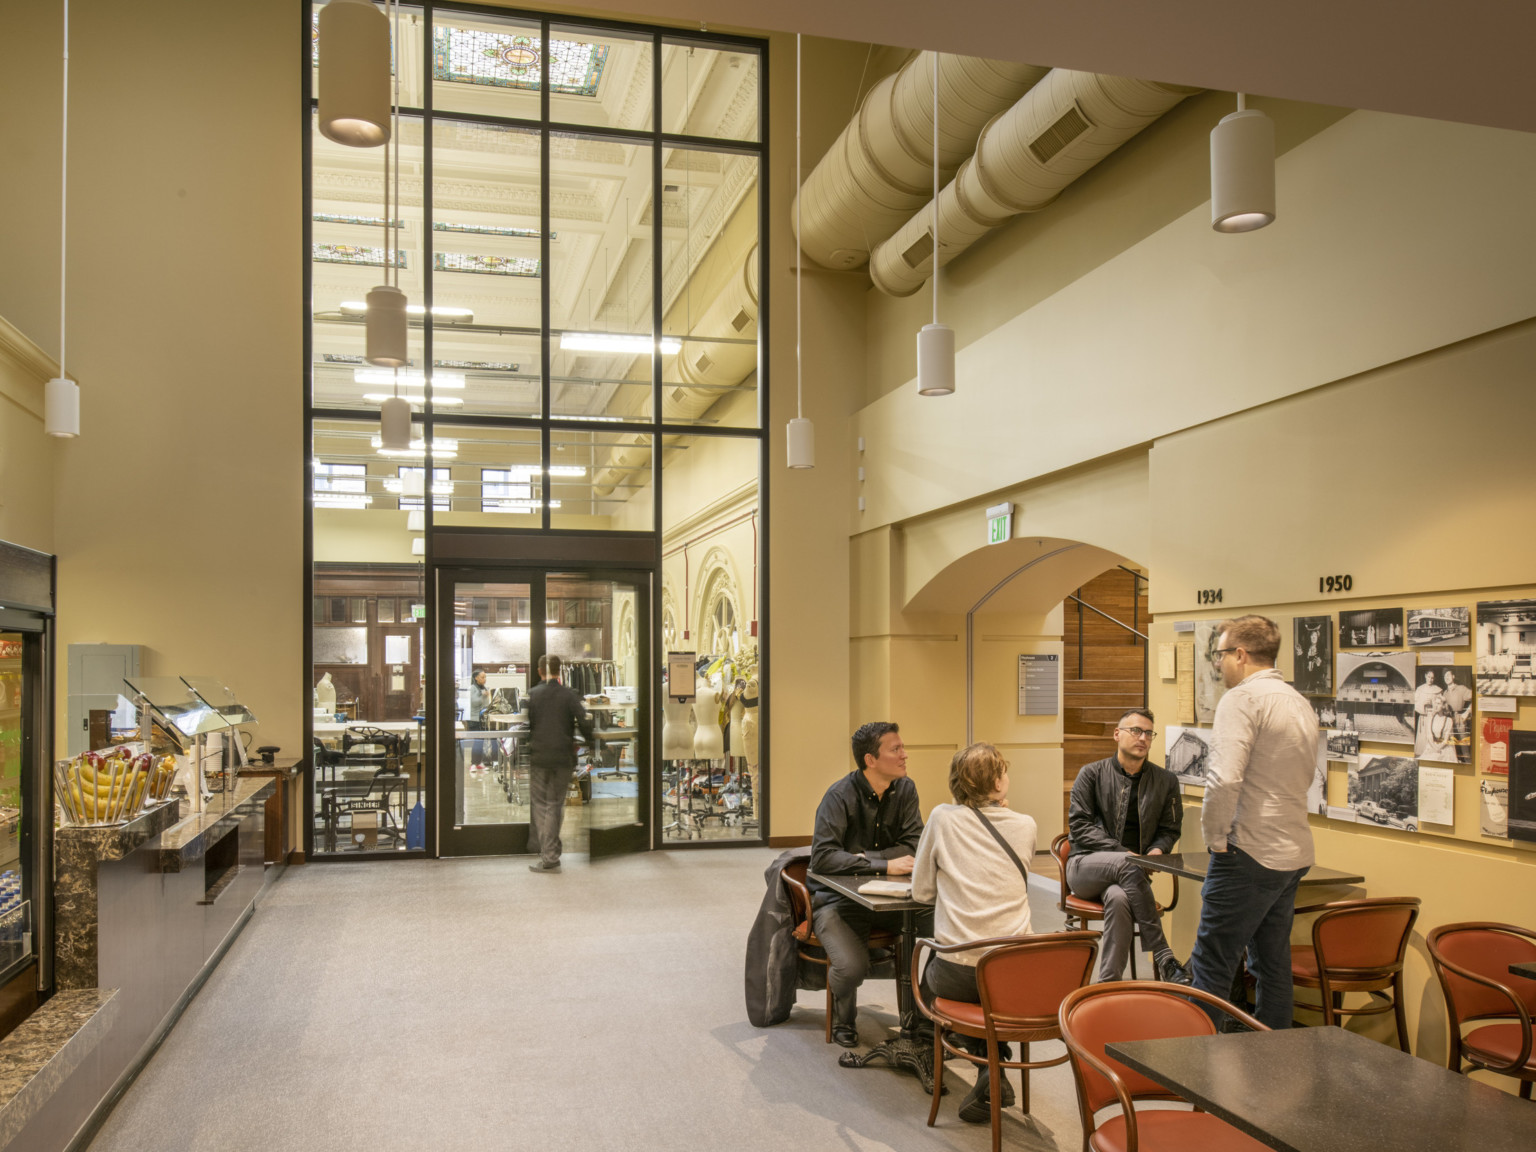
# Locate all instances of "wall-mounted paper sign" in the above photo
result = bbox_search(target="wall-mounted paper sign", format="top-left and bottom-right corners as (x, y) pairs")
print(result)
(666, 653), (696, 702)
(1418, 764), (1455, 826)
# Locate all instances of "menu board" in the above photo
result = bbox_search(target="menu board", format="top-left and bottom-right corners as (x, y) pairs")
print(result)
(1018, 654), (1060, 716)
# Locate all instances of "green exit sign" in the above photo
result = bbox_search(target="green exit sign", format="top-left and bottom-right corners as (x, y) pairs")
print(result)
(986, 502), (1013, 545)
(412, 604), (426, 619)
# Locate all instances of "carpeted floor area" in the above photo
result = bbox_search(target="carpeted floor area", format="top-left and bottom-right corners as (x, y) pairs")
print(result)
(88, 850), (1083, 1152)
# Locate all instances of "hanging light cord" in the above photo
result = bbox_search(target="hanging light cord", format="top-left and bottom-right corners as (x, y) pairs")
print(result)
(795, 33), (803, 422)
(60, 0), (69, 380)
(1238, 92), (1247, 112)
(389, 0), (400, 398)
(931, 51), (938, 328)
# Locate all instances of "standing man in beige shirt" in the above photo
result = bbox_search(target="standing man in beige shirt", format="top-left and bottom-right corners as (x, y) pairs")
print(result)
(1189, 614), (1318, 1030)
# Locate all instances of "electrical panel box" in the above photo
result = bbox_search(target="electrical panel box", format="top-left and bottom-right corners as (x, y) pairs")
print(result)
(66, 644), (142, 756)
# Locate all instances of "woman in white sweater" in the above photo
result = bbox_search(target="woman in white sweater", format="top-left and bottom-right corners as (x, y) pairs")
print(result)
(912, 742), (1038, 1123)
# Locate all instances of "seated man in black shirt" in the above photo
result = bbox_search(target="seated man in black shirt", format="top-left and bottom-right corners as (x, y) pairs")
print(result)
(809, 721), (933, 1048)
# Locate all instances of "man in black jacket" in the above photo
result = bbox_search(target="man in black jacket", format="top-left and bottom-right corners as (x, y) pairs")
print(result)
(808, 721), (931, 1048)
(525, 654), (596, 874)
(1066, 707), (1189, 983)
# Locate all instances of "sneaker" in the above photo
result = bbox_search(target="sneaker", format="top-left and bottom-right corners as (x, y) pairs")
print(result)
(528, 861), (562, 873)
(1155, 953), (1193, 986)
(957, 1067), (1015, 1124)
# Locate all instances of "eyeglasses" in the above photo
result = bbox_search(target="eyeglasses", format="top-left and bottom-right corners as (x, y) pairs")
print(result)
(1119, 726), (1156, 739)
(1212, 647), (1239, 661)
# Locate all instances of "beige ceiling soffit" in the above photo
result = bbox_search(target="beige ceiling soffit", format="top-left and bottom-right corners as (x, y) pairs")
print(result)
(870, 71), (1201, 296)
(795, 52), (1048, 270)
(0, 316), (59, 419)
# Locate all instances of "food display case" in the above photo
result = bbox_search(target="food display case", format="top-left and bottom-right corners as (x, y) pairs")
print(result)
(123, 675), (234, 811)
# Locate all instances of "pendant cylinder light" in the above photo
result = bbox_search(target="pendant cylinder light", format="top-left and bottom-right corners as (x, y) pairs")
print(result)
(916, 323), (955, 396)
(1211, 99), (1275, 233)
(46, 377), (79, 438)
(786, 417), (814, 470)
(366, 284), (408, 366)
(379, 394), (412, 452)
(318, 0), (391, 147)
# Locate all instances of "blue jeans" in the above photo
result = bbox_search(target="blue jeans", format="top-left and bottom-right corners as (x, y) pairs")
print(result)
(1189, 846), (1304, 1030)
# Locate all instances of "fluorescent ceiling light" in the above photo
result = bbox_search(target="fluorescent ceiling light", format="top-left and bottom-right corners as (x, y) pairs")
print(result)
(314, 494), (373, 509)
(500, 465), (586, 479)
(354, 369), (466, 389)
(384, 478), (455, 495)
(558, 413), (623, 423)
(340, 301), (475, 322)
(490, 500), (562, 512)
(559, 332), (681, 355)
(363, 393), (464, 406)
(370, 436), (458, 458)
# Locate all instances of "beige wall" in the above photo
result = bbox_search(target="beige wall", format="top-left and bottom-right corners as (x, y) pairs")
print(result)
(0, 320), (57, 555)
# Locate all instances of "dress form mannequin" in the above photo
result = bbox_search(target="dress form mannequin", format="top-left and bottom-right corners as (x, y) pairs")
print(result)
(314, 672), (337, 712)
(693, 678), (724, 758)
(741, 676), (760, 808)
(728, 680), (746, 757)
(662, 680), (694, 760)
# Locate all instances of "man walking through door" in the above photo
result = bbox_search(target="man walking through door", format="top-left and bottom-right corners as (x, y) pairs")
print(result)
(526, 654), (595, 874)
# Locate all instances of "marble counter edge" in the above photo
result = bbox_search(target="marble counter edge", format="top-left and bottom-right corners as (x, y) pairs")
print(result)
(153, 778), (275, 873)
(0, 989), (118, 1151)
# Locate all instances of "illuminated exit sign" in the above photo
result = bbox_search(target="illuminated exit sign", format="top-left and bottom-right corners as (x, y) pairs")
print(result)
(986, 502), (1013, 545)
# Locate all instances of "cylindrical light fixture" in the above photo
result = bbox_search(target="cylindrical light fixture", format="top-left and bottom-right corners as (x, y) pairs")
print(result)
(380, 394), (412, 451)
(318, 0), (391, 147)
(916, 323), (955, 396)
(45, 377), (79, 438)
(406, 510), (425, 532)
(1211, 98), (1275, 233)
(786, 417), (814, 470)
(366, 284), (408, 366)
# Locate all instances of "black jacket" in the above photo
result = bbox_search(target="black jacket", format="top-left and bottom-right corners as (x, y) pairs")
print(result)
(808, 771), (923, 908)
(526, 678), (595, 769)
(1067, 755), (1182, 858)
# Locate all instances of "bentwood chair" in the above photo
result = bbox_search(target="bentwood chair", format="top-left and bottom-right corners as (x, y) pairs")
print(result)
(1050, 834), (1178, 980)
(1427, 922), (1536, 1099)
(1290, 896), (1420, 1050)
(780, 859), (899, 1043)
(1059, 982), (1272, 1152)
(914, 931), (1099, 1152)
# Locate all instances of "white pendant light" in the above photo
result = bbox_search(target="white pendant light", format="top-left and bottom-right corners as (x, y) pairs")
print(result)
(47, 1), (79, 438)
(917, 52), (954, 397)
(786, 34), (814, 469)
(1211, 94), (1275, 233)
(380, 394), (412, 452)
(318, 0), (391, 148)
(366, 284), (408, 365)
(406, 510), (425, 532)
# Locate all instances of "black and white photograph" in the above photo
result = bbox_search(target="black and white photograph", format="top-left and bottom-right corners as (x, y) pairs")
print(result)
(1163, 725), (1212, 787)
(1475, 600), (1536, 697)
(1309, 696), (1338, 729)
(1194, 621), (1228, 725)
(1508, 730), (1536, 844)
(1326, 729), (1360, 762)
(1335, 651), (1417, 745)
(1348, 754), (1419, 832)
(1339, 608), (1405, 648)
(1292, 615), (1333, 695)
(1407, 606), (1470, 647)
(1412, 665), (1474, 764)
(1309, 734), (1329, 815)
(1480, 779), (1509, 839)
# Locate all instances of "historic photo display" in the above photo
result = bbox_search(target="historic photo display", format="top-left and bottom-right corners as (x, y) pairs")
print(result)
(1164, 725), (1212, 787)
(1293, 615), (1333, 696)
(1194, 621), (1228, 725)
(1407, 606), (1470, 647)
(1335, 651), (1417, 745)
(1339, 608), (1404, 648)
(1507, 729), (1536, 843)
(1348, 754), (1419, 830)
(1411, 665), (1474, 764)
(1475, 600), (1536, 697)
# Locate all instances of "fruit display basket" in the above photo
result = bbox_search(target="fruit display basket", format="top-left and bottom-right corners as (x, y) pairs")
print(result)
(54, 750), (178, 827)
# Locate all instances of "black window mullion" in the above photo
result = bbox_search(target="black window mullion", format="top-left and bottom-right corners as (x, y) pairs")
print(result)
(651, 31), (663, 435)
(540, 14), (552, 530)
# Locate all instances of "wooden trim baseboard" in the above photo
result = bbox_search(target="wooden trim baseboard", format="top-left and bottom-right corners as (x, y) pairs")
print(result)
(286, 849), (306, 865)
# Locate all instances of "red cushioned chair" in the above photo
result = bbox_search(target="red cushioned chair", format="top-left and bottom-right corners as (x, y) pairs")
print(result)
(1290, 896), (1420, 1051)
(1426, 921), (1536, 1099)
(1059, 981), (1273, 1152)
(913, 931), (1099, 1152)
(1050, 834), (1178, 979)
(780, 859), (899, 1043)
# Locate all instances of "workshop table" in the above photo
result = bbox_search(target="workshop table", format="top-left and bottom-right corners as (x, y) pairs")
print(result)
(1106, 1026), (1536, 1152)
(808, 871), (938, 1092)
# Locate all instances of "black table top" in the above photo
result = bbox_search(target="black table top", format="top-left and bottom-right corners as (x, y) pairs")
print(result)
(1129, 852), (1365, 886)
(1511, 961), (1536, 980)
(1107, 1027), (1536, 1152)
(806, 871), (931, 912)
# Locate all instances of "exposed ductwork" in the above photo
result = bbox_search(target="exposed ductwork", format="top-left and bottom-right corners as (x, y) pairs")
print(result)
(591, 244), (759, 498)
(793, 53), (1049, 271)
(869, 71), (1202, 297)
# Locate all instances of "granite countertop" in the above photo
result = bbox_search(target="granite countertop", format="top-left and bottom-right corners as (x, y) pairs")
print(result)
(0, 989), (118, 1150)
(54, 801), (182, 863)
(153, 777), (275, 873)
(240, 756), (304, 777)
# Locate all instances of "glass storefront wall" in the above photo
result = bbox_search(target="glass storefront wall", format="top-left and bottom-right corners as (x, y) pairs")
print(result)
(308, 5), (764, 857)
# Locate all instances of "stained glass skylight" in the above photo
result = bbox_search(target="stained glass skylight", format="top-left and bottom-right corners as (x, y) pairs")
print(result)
(435, 253), (540, 277)
(434, 221), (552, 239)
(435, 359), (522, 372)
(432, 28), (608, 96)
(313, 244), (406, 268)
(314, 213), (404, 228)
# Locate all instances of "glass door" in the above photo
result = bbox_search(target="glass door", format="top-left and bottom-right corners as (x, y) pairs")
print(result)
(435, 568), (651, 859)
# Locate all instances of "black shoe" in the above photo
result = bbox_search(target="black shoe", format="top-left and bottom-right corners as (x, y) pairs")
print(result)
(528, 861), (561, 873)
(1218, 1015), (1254, 1034)
(1155, 954), (1193, 986)
(957, 1067), (1015, 1123)
(832, 1025), (859, 1048)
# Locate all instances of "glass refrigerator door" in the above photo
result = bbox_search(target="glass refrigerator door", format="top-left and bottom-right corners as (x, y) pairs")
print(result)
(0, 634), (34, 981)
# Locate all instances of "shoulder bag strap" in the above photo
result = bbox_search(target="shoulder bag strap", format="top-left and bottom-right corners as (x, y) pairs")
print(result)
(968, 804), (1029, 884)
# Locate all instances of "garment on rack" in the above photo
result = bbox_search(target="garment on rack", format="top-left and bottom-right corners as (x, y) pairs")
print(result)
(563, 659), (619, 698)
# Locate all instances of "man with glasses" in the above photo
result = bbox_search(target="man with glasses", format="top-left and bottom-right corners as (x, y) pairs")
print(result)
(1190, 615), (1317, 1030)
(1066, 708), (1189, 983)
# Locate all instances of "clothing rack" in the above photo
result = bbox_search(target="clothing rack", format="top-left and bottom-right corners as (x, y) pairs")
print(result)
(563, 659), (618, 698)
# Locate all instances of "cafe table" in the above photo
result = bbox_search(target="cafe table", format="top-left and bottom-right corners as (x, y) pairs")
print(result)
(1106, 1026), (1536, 1152)
(1128, 852), (1365, 887)
(807, 871), (938, 1093)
